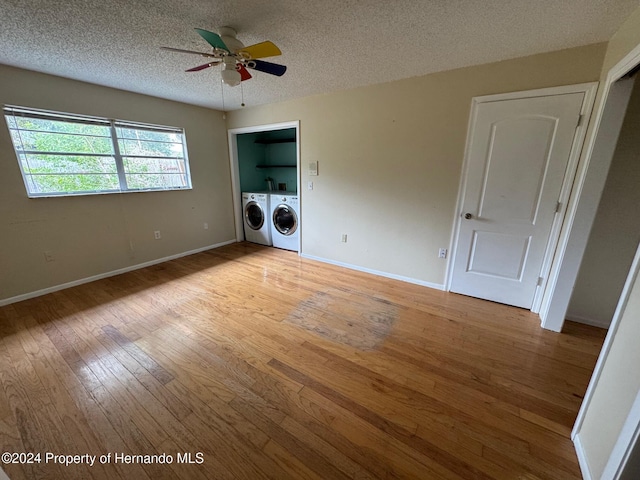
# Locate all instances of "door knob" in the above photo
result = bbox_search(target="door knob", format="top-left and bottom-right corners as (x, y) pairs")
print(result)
(464, 213), (473, 219)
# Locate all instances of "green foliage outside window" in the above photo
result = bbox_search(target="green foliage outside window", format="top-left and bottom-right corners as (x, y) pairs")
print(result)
(4, 107), (190, 197)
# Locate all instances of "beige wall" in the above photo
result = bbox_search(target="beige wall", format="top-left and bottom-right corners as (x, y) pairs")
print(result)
(602, 5), (640, 74)
(574, 4), (640, 478)
(0, 65), (234, 302)
(568, 81), (640, 327)
(227, 43), (606, 286)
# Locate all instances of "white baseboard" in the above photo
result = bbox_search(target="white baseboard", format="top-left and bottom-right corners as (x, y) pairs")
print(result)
(566, 313), (611, 329)
(300, 253), (445, 291)
(574, 433), (593, 480)
(0, 239), (236, 307)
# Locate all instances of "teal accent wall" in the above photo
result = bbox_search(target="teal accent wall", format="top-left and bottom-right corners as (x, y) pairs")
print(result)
(237, 133), (266, 192)
(238, 128), (297, 194)
(265, 140), (297, 192)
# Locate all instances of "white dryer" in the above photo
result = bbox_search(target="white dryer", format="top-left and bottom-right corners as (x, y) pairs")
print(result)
(270, 193), (299, 252)
(242, 192), (272, 246)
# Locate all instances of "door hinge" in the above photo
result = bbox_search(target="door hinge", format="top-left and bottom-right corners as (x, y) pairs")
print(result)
(555, 201), (562, 213)
(576, 114), (584, 128)
(537, 276), (544, 286)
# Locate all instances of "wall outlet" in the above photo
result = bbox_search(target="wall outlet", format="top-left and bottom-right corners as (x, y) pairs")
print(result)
(341, 234), (348, 243)
(154, 230), (161, 240)
(44, 251), (54, 262)
(203, 222), (209, 230)
(438, 248), (447, 259)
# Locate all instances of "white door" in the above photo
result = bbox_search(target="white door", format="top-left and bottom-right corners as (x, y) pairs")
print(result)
(450, 93), (584, 308)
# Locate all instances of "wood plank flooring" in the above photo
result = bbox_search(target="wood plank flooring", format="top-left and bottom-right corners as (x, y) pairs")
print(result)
(0, 242), (606, 479)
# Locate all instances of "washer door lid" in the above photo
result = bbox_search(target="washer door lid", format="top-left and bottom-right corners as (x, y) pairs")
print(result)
(245, 202), (265, 230)
(273, 205), (297, 235)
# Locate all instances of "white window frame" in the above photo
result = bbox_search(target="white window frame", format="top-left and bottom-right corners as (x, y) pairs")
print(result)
(4, 105), (192, 197)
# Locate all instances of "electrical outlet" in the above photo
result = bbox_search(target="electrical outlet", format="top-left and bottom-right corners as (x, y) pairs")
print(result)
(154, 230), (161, 240)
(44, 251), (54, 262)
(203, 222), (209, 230)
(438, 248), (447, 259)
(341, 234), (348, 243)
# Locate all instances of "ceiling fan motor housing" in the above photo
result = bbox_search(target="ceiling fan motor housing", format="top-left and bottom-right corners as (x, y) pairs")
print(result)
(218, 26), (245, 53)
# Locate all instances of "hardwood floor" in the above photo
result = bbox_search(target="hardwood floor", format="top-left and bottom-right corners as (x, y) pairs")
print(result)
(0, 242), (606, 479)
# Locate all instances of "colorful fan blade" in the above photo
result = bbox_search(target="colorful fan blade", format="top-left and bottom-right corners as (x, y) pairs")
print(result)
(161, 46), (217, 58)
(194, 28), (229, 52)
(239, 41), (282, 59)
(237, 64), (252, 81)
(248, 59), (287, 77)
(186, 62), (218, 72)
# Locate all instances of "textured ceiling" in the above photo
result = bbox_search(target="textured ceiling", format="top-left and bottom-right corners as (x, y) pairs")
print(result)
(1, 0), (638, 111)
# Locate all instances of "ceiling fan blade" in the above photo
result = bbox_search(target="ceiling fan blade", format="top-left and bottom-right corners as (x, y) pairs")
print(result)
(239, 41), (282, 59)
(237, 64), (252, 81)
(247, 59), (287, 77)
(161, 46), (217, 58)
(194, 28), (229, 52)
(186, 62), (219, 72)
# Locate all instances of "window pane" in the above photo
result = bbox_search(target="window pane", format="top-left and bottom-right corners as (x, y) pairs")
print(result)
(116, 127), (180, 142)
(15, 131), (113, 155)
(27, 173), (120, 194)
(119, 138), (183, 158)
(14, 116), (110, 136)
(123, 157), (185, 173)
(125, 173), (188, 190)
(116, 125), (188, 190)
(119, 117), (190, 191)
(21, 155), (117, 174)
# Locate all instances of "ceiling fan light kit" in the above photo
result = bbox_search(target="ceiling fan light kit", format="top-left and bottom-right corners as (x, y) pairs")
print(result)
(221, 57), (242, 87)
(162, 26), (287, 88)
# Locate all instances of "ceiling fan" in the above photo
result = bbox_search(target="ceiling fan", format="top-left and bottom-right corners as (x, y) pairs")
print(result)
(162, 27), (286, 87)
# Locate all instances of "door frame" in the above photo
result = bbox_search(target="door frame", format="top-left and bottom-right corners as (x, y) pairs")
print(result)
(227, 121), (301, 248)
(568, 40), (640, 480)
(539, 47), (640, 331)
(446, 83), (598, 313)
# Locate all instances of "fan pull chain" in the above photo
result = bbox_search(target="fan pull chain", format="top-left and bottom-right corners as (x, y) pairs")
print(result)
(241, 81), (246, 108)
(220, 77), (226, 117)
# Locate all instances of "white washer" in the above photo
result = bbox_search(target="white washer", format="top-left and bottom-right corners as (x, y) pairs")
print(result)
(270, 193), (299, 251)
(242, 192), (272, 246)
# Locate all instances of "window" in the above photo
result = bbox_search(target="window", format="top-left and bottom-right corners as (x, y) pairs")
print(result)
(3, 106), (191, 197)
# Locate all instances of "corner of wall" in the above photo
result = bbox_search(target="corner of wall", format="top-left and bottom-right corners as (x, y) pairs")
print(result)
(574, 433), (594, 480)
